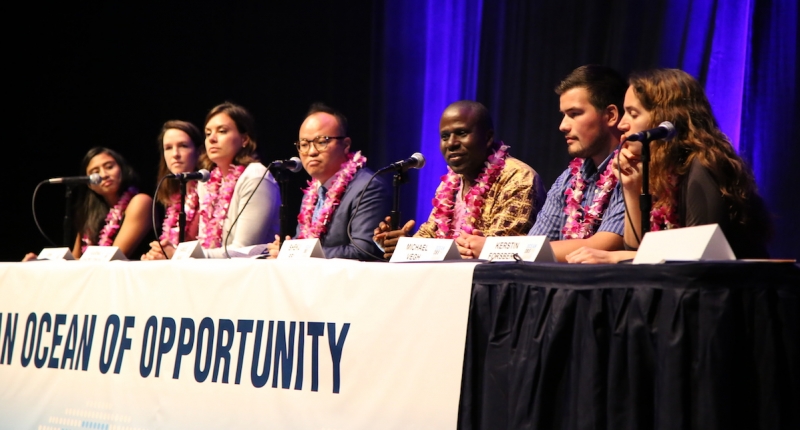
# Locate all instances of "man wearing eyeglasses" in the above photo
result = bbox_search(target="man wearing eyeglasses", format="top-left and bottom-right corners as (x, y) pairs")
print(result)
(266, 103), (391, 260)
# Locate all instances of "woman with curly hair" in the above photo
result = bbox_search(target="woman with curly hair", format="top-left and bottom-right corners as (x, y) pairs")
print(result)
(567, 68), (770, 263)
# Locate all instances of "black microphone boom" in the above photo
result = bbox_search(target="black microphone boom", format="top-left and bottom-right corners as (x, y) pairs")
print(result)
(627, 121), (677, 142)
(48, 173), (102, 185)
(168, 169), (211, 182)
(378, 152), (426, 173)
(269, 157), (303, 173)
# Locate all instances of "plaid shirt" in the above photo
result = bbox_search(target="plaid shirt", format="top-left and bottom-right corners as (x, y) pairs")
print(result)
(528, 152), (625, 240)
(416, 157), (546, 238)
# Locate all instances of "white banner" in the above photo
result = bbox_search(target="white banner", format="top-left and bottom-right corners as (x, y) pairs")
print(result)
(0, 259), (477, 429)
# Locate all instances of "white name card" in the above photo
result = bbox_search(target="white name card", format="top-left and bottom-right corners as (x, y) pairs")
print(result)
(633, 223), (735, 264)
(37, 247), (75, 261)
(277, 239), (326, 259)
(172, 240), (206, 260)
(478, 236), (556, 262)
(389, 237), (461, 262)
(79, 246), (127, 262)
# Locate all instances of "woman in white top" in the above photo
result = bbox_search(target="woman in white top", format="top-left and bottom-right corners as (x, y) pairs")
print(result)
(147, 102), (280, 258)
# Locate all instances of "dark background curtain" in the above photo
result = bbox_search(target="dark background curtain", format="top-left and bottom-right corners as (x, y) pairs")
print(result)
(373, 0), (798, 259)
(4, 0), (797, 261)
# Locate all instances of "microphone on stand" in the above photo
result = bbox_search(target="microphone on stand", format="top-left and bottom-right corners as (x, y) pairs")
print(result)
(377, 152), (426, 230)
(269, 157), (303, 173)
(47, 173), (102, 185)
(377, 152), (426, 173)
(267, 157), (303, 241)
(167, 169), (211, 182)
(630, 121), (676, 240)
(626, 121), (677, 142)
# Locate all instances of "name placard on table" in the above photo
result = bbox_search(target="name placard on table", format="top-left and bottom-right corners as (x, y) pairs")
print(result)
(478, 236), (556, 262)
(79, 246), (127, 262)
(38, 247), (75, 261)
(633, 223), (735, 264)
(277, 238), (325, 259)
(390, 237), (461, 262)
(172, 240), (206, 260)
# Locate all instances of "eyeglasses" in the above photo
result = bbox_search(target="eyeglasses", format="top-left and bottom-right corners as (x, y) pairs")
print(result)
(294, 136), (346, 154)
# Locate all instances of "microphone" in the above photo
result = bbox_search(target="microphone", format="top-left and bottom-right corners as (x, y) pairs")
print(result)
(269, 157), (303, 173)
(167, 169), (211, 182)
(626, 121), (677, 142)
(378, 152), (426, 173)
(48, 173), (102, 185)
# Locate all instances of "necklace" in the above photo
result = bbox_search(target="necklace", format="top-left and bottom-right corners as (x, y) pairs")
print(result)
(198, 165), (246, 248)
(562, 151), (619, 239)
(650, 174), (680, 231)
(160, 182), (199, 244)
(297, 151), (366, 239)
(81, 186), (138, 252)
(431, 142), (508, 238)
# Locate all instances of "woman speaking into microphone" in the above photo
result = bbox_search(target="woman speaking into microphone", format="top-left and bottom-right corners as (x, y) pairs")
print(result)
(141, 120), (206, 260)
(63, 147), (153, 259)
(567, 68), (770, 263)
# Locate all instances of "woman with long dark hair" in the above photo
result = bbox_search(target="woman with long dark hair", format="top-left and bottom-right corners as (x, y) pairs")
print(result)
(71, 147), (152, 258)
(141, 120), (206, 260)
(567, 68), (770, 263)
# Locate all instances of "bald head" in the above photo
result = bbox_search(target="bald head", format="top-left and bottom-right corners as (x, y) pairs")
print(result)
(443, 100), (494, 132)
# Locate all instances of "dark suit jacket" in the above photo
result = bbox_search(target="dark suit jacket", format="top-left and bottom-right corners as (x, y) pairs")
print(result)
(296, 167), (391, 260)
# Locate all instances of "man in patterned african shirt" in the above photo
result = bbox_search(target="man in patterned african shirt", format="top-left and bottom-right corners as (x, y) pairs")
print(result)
(373, 100), (546, 259)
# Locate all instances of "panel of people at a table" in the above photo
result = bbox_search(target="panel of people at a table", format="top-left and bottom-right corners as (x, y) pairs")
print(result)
(23, 66), (772, 263)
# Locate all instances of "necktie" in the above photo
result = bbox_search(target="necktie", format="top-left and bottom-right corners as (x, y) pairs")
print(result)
(312, 186), (327, 222)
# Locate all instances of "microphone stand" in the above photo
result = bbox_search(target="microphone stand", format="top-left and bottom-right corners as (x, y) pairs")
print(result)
(63, 185), (76, 247)
(390, 170), (408, 230)
(178, 179), (188, 243)
(639, 139), (652, 238)
(270, 166), (292, 240)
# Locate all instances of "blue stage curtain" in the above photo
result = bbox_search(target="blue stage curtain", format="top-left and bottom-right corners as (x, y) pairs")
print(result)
(373, 0), (797, 258)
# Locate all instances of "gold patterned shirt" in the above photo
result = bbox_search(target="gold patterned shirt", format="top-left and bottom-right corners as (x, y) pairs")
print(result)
(415, 156), (546, 238)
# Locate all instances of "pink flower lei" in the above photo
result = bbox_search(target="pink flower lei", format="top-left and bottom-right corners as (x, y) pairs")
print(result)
(561, 151), (619, 239)
(160, 182), (199, 244)
(197, 165), (246, 248)
(297, 151), (366, 239)
(430, 142), (509, 239)
(81, 186), (138, 252)
(650, 174), (680, 231)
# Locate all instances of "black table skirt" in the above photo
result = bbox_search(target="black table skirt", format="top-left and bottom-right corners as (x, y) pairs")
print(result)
(458, 262), (800, 430)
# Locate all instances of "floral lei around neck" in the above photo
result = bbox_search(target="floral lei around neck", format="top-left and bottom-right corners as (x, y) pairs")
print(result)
(197, 164), (246, 249)
(561, 151), (619, 239)
(160, 182), (199, 245)
(297, 151), (366, 239)
(650, 173), (680, 231)
(430, 142), (509, 239)
(81, 186), (138, 252)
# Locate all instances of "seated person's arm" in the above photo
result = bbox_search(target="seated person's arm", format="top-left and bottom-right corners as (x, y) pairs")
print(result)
(323, 176), (392, 260)
(373, 216), (416, 260)
(113, 193), (153, 258)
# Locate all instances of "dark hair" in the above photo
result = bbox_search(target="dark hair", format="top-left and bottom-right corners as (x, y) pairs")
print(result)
(198, 101), (260, 169)
(306, 102), (349, 135)
(74, 147), (139, 243)
(445, 100), (494, 132)
(628, 68), (770, 240)
(556, 64), (627, 116)
(155, 120), (206, 206)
